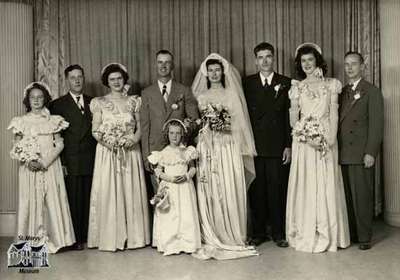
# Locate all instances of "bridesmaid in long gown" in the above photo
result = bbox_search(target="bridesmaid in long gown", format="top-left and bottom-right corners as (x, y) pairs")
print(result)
(87, 63), (150, 251)
(191, 53), (258, 260)
(8, 82), (75, 253)
(286, 43), (350, 253)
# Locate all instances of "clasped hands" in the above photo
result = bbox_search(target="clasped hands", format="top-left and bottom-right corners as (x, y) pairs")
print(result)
(102, 136), (139, 152)
(27, 160), (46, 172)
(162, 174), (188, 184)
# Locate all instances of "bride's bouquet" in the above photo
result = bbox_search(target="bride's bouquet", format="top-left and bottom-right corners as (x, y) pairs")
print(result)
(199, 103), (231, 132)
(10, 136), (41, 166)
(97, 121), (135, 150)
(292, 116), (329, 156)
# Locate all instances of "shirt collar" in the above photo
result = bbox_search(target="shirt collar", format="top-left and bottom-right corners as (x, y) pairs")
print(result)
(69, 91), (83, 101)
(259, 72), (274, 86)
(350, 78), (362, 91)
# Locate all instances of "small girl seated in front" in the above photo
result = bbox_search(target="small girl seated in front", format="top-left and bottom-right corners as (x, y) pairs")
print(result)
(148, 119), (201, 256)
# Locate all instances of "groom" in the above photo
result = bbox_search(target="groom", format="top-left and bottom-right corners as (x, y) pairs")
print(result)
(140, 50), (199, 193)
(339, 51), (384, 250)
(243, 42), (292, 248)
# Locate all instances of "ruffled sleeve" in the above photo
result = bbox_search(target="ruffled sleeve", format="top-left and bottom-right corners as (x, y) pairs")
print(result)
(184, 146), (198, 161)
(329, 78), (342, 95)
(49, 115), (69, 133)
(127, 95), (141, 114)
(288, 80), (301, 100)
(90, 98), (101, 114)
(7, 116), (24, 135)
(148, 151), (161, 165)
(288, 80), (301, 127)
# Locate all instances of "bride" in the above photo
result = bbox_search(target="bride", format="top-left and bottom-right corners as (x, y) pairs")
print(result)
(191, 53), (258, 260)
(286, 43), (350, 253)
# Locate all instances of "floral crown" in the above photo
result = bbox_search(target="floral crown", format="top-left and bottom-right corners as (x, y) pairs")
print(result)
(295, 42), (322, 57)
(162, 118), (188, 134)
(23, 81), (51, 97)
(101, 62), (128, 76)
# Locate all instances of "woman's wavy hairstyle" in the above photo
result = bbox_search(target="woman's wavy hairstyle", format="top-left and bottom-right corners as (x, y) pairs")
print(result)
(295, 46), (327, 79)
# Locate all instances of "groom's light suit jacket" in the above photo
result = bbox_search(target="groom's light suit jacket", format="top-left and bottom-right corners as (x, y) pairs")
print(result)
(140, 80), (199, 170)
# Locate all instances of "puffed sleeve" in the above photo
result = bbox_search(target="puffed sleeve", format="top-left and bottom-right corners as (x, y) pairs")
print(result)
(327, 79), (342, 146)
(127, 95), (142, 114)
(89, 98), (101, 114)
(330, 78), (342, 95)
(288, 80), (301, 127)
(7, 116), (24, 135)
(148, 151), (161, 165)
(185, 146), (198, 161)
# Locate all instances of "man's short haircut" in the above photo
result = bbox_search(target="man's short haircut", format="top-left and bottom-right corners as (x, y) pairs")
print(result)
(344, 51), (365, 64)
(156, 49), (174, 60)
(64, 64), (84, 78)
(253, 42), (275, 57)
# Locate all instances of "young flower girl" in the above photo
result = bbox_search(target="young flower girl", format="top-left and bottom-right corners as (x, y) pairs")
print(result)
(148, 119), (201, 255)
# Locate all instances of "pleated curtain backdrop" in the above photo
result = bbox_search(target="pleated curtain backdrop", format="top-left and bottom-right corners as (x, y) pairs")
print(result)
(34, 0), (380, 96)
(33, 0), (382, 215)
(0, 0), (381, 216)
(0, 2), (33, 215)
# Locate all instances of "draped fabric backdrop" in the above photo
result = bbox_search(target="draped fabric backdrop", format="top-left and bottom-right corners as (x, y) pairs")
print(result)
(0, 2), (33, 232)
(1, 0), (382, 216)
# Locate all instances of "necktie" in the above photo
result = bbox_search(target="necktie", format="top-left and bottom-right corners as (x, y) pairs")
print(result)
(345, 84), (354, 100)
(76, 96), (85, 114)
(162, 85), (168, 102)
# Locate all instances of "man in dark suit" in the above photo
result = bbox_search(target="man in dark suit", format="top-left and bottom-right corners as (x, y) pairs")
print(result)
(140, 50), (199, 193)
(339, 52), (384, 250)
(49, 64), (96, 250)
(243, 42), (292, 247)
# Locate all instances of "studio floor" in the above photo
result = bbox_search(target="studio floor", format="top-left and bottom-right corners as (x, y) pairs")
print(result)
(1, 220), (400, 280)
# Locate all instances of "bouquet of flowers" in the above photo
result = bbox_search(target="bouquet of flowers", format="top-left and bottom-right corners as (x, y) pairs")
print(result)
(10, 136), (41, 166)
(199, 103), (231, 132)
(97, 121), (135, 149)
(150, 187), (170, 211)
(292, 116), (329, 156)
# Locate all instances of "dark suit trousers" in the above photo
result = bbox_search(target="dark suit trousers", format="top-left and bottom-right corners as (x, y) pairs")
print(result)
(249, 157), (288, 240)
(341, 164), (374, 243)
(65, 175), (92, 243)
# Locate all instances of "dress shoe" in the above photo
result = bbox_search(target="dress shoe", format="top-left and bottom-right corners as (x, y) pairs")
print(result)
(275, 239), (289, 248)
(359, 243), (371, 250)
(249, 237), (267, 246)
(72, 243), (84, 250)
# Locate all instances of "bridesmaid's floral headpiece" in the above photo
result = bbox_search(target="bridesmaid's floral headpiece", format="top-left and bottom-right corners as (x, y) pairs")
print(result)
(162, 118), (188, 134)
(101, 62), (128, 76)
(23, 81), (51, 98)
(295, 42), (322, 57)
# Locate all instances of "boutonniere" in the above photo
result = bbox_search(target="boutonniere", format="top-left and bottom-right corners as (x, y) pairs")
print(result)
(273, 84), (287, 98)
(274, 84), (281, 92)
(171, 94), (184, 111)
(354, 91), (361, 100)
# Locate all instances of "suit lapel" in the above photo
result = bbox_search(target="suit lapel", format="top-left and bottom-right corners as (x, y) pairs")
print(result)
(165, 81), (181, 121)
(66, 93), (83, 116)
(251, 74), (273, 120)
(339, 79), (367, 123)
(79, 95), (92, 138)
(150, 83), (167, 115)
(270, 73), (282, 100)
